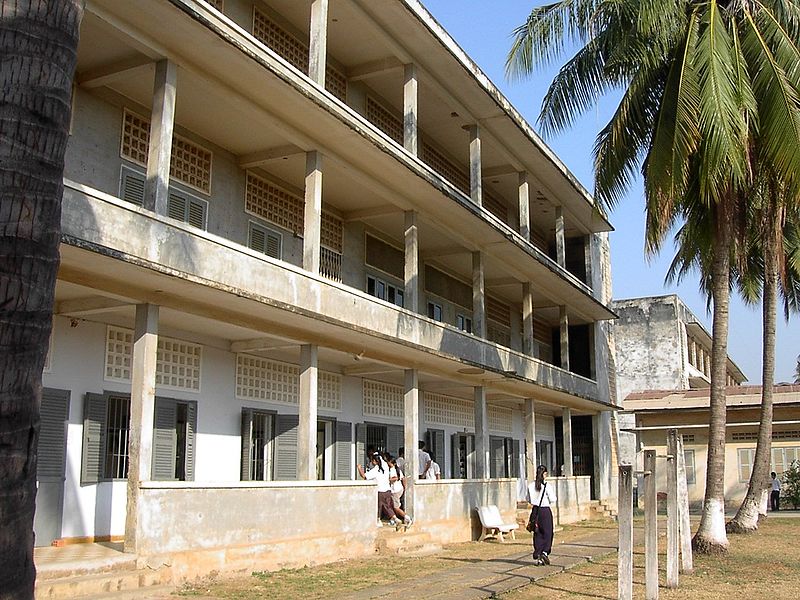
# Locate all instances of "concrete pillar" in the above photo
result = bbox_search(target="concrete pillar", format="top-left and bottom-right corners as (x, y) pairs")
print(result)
(584, 235), (593, 287)
(666, 429), (679, 588)
(468, 124), (482, 206)
(555, 205), (566, 269)
(559, 305), (570, 371)
(561, 407), (573, 478)
(522, 282), (534, 356)
(144, 59), (176, 215)
(518, 171), (530, 242)
(524, 399), (537, 482)
(303, 151), (323, 274)
(643, 450), (658, 600)
(404, 210), (419, 313)
(298, 344), (319, 480)
(618, 465), (634, 600)
(308, 0), (328, 86)
(474, 386), (489, 479)
(403, 63), (418, 155)
(677, 434), (694, 574)
(124, 304), (159, 553)
(403, 369), (420, 515)
(472, 251), (486, 338)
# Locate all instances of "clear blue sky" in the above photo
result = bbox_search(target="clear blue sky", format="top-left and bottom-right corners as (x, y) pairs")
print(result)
(423, 0), (797, 385)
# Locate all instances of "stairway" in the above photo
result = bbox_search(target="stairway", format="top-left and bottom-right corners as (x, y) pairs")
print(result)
(589, 499), (618, 520)
(374, 524), (442, 556)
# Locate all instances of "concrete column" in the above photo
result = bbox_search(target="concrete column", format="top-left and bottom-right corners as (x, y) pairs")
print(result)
(666, 429), (679, 588)
(584, 235), (593, 287)
(124, 304), (159, 553)
(518, 171), (530, 242)
(643, 450), (658, 600)
(404, 210), (420, 313)
(308, 0), (328, 86)
(144, 59), (176, 215)
(522, 282), (534, 356)
(559, 305), (570, 371)
(303, 151), (323, 274)
(618, 465), (634, 600)
(403, 369), (420, 515)
(676, 434), (694, 574)
(474, 386), (489, 479)
(524, 399), (537, 482)
(561, 407), (573, 478)
(468, 124), (482, 206)
(403, 63), (418, 155)
(555, 205), (566, 269)
(298, 344), (319, 480)
(472, 251), (486, 338)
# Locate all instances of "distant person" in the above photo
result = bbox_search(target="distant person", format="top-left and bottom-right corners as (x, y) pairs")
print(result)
(387, 455), (413, 529)
(771, 471), (781, 511)
(358, 452), (399, 526)
(527, 465), (556, 565)
(418, 440), (432, 479)
(426, 454), (442, 480)
(397, 447), (406, 471)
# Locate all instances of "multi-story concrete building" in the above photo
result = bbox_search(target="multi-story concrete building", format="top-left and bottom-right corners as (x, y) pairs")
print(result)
(36, 0), (617, 576)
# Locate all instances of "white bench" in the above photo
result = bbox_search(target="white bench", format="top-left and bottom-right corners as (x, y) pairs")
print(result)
(476, 505), (519, 542)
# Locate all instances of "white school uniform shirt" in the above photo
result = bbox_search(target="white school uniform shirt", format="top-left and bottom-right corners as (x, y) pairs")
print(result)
(425, 461), (441, 480)
(364, 459), (392, 493)
(389, 466), (404, 495)
(528, 481), (557, 508)
(418, 449), (431, 477)
(772, 477), (781, 492)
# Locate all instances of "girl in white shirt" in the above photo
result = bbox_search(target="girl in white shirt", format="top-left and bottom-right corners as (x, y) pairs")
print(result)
(527, 465), (556, 565)
(358, 452), (399, 526)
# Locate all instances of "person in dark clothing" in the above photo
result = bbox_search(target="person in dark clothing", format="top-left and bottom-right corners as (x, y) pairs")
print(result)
(527, 465), (556, 565)
(771, 471), (781, 511)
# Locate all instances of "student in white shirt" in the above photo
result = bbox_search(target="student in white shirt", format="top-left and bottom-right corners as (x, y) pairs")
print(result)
(770, 471), (781, 511)
(425, 454), (442, 480)
(387, 455), (413, 528)
(418, 440), (432, 479)
(527, 465), (557, 565)
(358, 452), (399, 526)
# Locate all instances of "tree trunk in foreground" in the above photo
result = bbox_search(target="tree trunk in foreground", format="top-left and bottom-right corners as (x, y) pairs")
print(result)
(0, 1), (82, 598)
(728, 204), (780, 534)
(692, 208), (732, 554)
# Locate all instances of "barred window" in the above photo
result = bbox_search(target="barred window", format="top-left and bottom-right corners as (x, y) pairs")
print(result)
(365, 96), (403, 144)
(245, 171), (304, 234)
(363, 380), (403, 419)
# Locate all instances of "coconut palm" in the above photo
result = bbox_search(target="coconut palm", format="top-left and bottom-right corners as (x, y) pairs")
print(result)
(0, 1), (83, 597)
(507, 0), (800, 553)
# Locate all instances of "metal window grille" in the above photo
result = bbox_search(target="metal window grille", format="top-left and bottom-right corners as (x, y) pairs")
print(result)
(488, 405), (512, 433)
(421, 141), (469, 195)
(245, 171), (304, 234)
(424, 392), (473, 429)
(363, 380), (403, 418)
(365, 96), (403, 144)
(105, 395), (130, 479)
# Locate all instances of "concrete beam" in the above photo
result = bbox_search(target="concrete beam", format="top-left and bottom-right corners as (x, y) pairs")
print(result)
(237, 145), (303, 169)
(346, 56), (404, 81)
(342, 362), (399, 377)
(144, 59), (176, 216)
(77, 56), (152, 89)
(420, 245), (467, 259)
(229, 338), (297, 353)
(481, 164), (518, 178)
(342, 204), (402, 222)
(485, 277), (519, 288)
(55, 296), (130, 316)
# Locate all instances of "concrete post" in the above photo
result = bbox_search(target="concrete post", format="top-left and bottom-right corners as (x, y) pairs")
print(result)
(298, 344), (319, 480)
(404, 369), (420, 515)
(559, 305), (570, 372)
(522, 282), (534, 356)
(644, 450), (658, 600)
(474, 386), (489, 479)
(303, 150), (323, 274)
(555, 205), (566, 269)
(618, 464), (634, 600)
(124, 303), (159, 553)
(561, 407), (573, 478)
(403, 63), (418, 155)
(518, 171), (530, 242)
(404, 210), (419, 313)
(676, 434), (694, 574)
(144, 59), (176, 215)
(666, 429), (680, 588)
(468, 124), (482, 206)
(524, 399), (537, 482)
(472, 251), (486, 338)
(584, 235), (593, 290)
(308, 0), (328, 86)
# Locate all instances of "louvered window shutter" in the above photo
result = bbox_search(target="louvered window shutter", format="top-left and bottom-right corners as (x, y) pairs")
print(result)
(265, 230), (280, 258)
(249, 226), (266, 254)
(355, 423), (366, 477)
(38, 389), (71, 480)
(386, 425), (403, 457)
(152, 398), (178, 481)
(451, 433), (460, 479)
(431, 429), (445, 474)
(240, 409), (254, 481)
(184, 401), (197, 481)
(81, 393), (108, 484)
(120, 169), (145, 206)
(187, 198), (206, 229)
(489, 436), (505, 478)
(334, 420), (352, 480)
(510, 438), (520, 478)
(168, 192), (187, 221)
(273, 414), (298, 480)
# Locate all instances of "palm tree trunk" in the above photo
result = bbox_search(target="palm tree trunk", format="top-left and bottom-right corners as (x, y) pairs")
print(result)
(692, 205), (732, 555)
(728, 203), (780, 534)
(0, 1), (82, 597)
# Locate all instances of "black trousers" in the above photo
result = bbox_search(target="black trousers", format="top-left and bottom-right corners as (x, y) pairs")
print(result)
(771, 490), (780, 511)
(531, 506), (554, 557)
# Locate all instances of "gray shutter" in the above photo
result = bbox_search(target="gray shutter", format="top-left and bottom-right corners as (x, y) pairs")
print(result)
(152, 398), (177, 481)
(167, 191), (187, 221)
(426, 429), (445, 468)
(38, 389), (71, 479)
(490, 436), (505, 478)
(274, 414), (298, 480)
(240, 409), (254, 481)
(265, 230), (281, 258)
(120, 169), (145, 206)
(355, 423), (366, 477)
(187, 198), (206, 229)
(184, 401), (197, 482)
(510, 438), (521, 478)
(81, 393), (108, 484)
(451, 433), (460, 479)
(387, 425), (403, 457)
(334, 420), (352, 480)
(249, 225), (266, 254)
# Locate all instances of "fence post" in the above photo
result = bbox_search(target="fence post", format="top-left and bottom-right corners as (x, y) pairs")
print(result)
(618, 464), (634, 600)
(644, 450), (658, 600)
(666, 429), (679, 588)
(676, 434), (693, 574)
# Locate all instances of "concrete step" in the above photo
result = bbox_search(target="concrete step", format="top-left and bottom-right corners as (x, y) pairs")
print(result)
(35, 567), (172, 599)
(73, 585), (176, 600)
(36, 555), (137, 582)
(375, 528), (442, 556)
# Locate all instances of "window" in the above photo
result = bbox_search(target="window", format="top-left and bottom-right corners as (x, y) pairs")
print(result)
(245, 171), (304, 234)
(81, 393), (196, 483)
(427, 301), (443, 322)
(489, 436), (520, 479)
(451, 432), (475, 479)
(536, 440), (554, 473)
(241, 409), (274, 481)
(738, 448), (755, 483)
(366, 275), (404, 307)
(456, 314), (473, 333)
(248, 221), (281, 259)
(683, 449), (696, 484)
(772, 447), (800, 475)
(118, 167), (208, 231)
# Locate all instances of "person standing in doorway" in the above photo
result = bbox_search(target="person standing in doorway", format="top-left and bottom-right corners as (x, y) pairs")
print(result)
(771, 471), (781, 511)
(426, 453), (442, 480)
(527, 465), (556, 565)
(418, 440), (432, 480)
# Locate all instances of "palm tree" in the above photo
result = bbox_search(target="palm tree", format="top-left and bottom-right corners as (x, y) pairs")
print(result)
(507, 0), (800, 553)
(0, 1), (83, 597)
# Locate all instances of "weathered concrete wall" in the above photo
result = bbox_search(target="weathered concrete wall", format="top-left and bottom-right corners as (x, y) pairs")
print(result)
(551, 476), (593, 524)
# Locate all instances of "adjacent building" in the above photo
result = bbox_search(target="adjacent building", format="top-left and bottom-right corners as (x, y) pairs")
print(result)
(36, 0), (617, 576)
